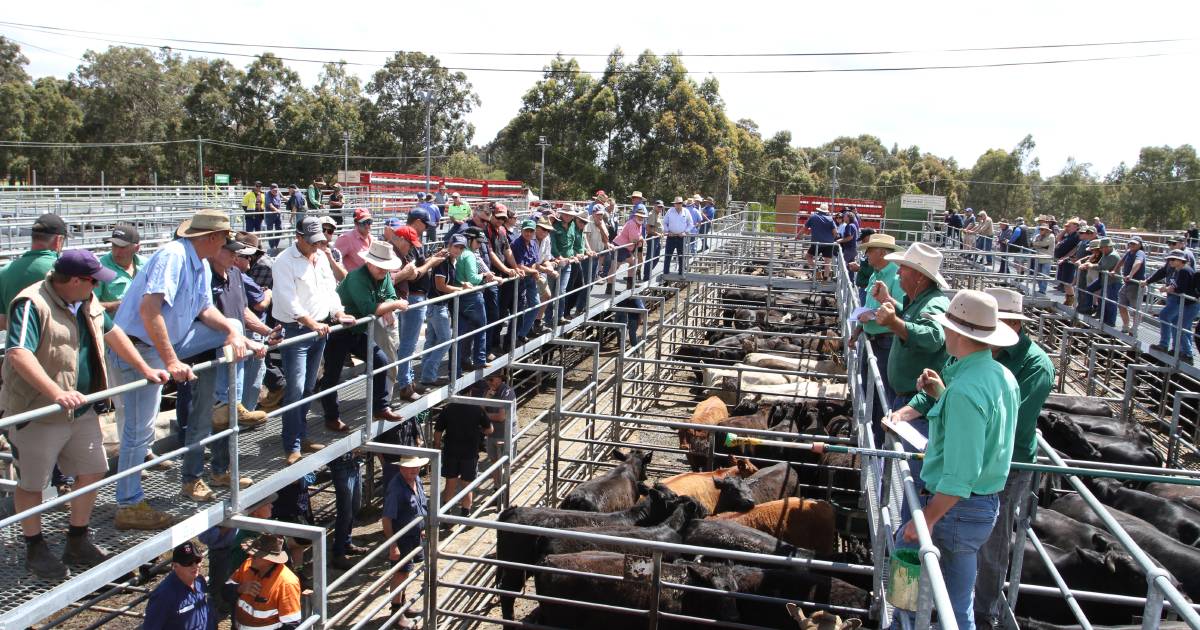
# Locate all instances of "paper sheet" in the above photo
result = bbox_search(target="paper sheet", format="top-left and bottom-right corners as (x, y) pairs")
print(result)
(883, 418), (928, 452)
(849, 306), (876, 322)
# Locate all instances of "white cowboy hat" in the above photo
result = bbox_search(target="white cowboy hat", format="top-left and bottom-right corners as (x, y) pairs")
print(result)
(860, 233), (902, 252)
(984, 288), (1032, 321)
(928, 289), (1019, 347)
(883, 242), (950, 290)
(397, 455), (429, 468)
(815, 202), (830, 213)
(362, 240), (403, 271)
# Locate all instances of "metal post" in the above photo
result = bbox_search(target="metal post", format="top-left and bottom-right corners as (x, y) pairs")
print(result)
(423, 92), (432, 195)
(100, 170), (105, 188)
(425, 449), (442, 630)
(226, 358), (241, 512)
(450, 294), (460, 384)
(196, 136), (204, 186)
(365, 324), (376, 435)
(648, 550), (664, 630)
(343, 131), (350, 176)
(536, 136), (549, 199)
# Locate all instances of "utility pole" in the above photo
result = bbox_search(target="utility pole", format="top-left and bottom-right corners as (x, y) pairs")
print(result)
(196, 136), (204, 186)
(726, 161), (732, 206)
(932, 176), (938, 196)
(536, 135), (550, 199)
(423, 91), (433, 195)
(343, 131), (350, 178)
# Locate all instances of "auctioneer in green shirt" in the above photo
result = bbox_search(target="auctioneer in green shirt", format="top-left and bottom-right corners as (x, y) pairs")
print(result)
(336, 265), (396, 334)
(861, 262), (903, 337)
(918, 349), (1019, 498)
(887, 284), (949, 397)
(551, 220), (579, 258)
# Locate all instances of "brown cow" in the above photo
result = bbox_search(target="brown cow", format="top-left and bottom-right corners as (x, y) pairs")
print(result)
(680, 396), (730, 470)
(661, 457), (758, 512)
(708, 498), (836, 554)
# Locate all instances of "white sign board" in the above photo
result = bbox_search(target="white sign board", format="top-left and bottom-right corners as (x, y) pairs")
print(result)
(900, 194), (947, 212)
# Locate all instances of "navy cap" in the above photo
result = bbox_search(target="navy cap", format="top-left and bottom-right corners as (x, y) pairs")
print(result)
(172, 540), (205, 564)
(55, 250), (116, 282)
(107, 223), (140, 246)
(408, 208), (431, 225)
(449, 234), (468, 247)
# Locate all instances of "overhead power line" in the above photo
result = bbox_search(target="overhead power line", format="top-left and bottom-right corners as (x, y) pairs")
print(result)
(732, 165), (1200, 190)
(1, 21), (1190, 74)
(0, 138), (449, 160)
(0, 20), (1189, 58)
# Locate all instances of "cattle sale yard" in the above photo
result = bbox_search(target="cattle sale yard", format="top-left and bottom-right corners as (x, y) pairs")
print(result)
(3, 5), (1200, 630)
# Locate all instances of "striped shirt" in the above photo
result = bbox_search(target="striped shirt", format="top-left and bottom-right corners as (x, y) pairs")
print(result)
(227, 560), (302, 629)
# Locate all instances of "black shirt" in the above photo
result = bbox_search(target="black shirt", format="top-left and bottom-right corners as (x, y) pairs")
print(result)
(396, 247), (430, 297)
(434, 403), (491, 458)
(431, 257), (456, 298)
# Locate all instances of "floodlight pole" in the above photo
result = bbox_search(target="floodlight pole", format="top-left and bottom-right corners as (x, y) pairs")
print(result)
(423, 91), (433, 195)
(537, 135), (550, 198)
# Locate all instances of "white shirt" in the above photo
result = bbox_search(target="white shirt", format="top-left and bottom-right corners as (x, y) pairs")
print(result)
(271, 244), (344, 323)
(536, 235), (552, 263)
(663, 207), (693, 235)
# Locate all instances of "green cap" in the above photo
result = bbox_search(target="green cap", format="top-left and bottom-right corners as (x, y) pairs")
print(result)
(520, 219), (537, 231)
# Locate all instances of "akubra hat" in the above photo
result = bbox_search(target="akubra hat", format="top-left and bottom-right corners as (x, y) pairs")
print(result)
(860, 233), (901, 252)
(883, 242), (949, 290)
(984, 288), (1032, 321)
(245, 534), (289, 564)
(176, 209), (232, 238)
(362, 240), (403, 271)
(928, 289), (1019, 347)
(397, 455), (429, 468)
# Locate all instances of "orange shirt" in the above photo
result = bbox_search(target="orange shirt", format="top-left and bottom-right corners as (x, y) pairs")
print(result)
(227, 559), (302, 629)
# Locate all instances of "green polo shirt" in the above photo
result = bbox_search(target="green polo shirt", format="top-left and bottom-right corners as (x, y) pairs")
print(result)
(994, 332), (1055, 464)
(919, 349), (1019, 498)
(447, 203), (472, 222)
(854, 259), (873, 289)
(551, 221), (578, 257)
(94, 252), (148, 303)
(336, 266), (396, 334)
(456, 249), (485, 286)
(862, 263), (903, 336)
(0, 250), (58, 316)
(886, 285), (949, 396)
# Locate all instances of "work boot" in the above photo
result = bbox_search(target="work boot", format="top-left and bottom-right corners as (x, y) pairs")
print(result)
(212, 403), (268, 431)
(1064, 294), (1075, 307)
(181, 479), (217, 502)
(26, 539), (69, 579)
(301, 440), (326, 453)
(62, 534), (112, 567)
(238, 404), (268, 426)
(211, 472), (253, 489)
(115, 502), (176, 530)
(286, 451), (303, 465)
(258, 388), (285, 412)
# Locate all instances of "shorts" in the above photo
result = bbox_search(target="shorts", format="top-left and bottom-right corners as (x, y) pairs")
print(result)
(1119, 283), (1142, 307)
(395, 544), (425, 573)
(537, 276), (551, 301)
(441, 456), (479, 481)
(485, 426), (509, 463)
(616, 248), (634, 264)
(808, 243), (836, 259)
(1056, 263), (1076, 284)
(7, 408), (108, 492)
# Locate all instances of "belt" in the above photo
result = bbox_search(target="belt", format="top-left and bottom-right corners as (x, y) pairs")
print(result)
(409, 291), (426, 296)
(132, 337), (152, 348)
(920, 488), (997, 499)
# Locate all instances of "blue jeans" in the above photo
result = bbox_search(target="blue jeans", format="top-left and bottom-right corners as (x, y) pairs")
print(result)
(1036, 261), (1051, 294)
(573, 258), (593, 313)
(182, 358), (231, 482)
(329, 457), (363, 556)
(699, 222), (710, 251)
(1163, 298), (1200, 356)
(245, 213), (263, 233)
(420, 303), (453, 383)
(975, 236), (993, 266)
(893, 493), (1000, 630)
(241, 355), (266, 410)
(263, 212), (283, 250)
(550, 262), (573, 324)
(517, 277), (539, 338)
(114, 319), (235, 506)
(865, 334), (895, 444)
(280, 322), (327, 454)
(644, 237), (661, 281)
(458, 293), (488, 367)
(482, 284), (500, 352)
(396, 295), (426, 388)
(1159, 294), (1182, 350)
(1088, 279), (1120, 327)
(664, 236), (685, 275)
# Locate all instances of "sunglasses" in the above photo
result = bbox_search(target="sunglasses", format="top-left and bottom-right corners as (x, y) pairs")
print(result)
(323, 227), (336, 234)
(82, 276), (99, 286)
(357, 220), (373, 225)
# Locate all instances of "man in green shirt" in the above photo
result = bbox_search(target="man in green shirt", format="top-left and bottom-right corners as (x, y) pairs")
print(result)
(848, 233), (903, 441)
(306, 179), (324, 210)
(316, 241), (408, 429)
(446, 192), (472, 224)
(457, 231), (495, 370)
(549, 208), (582, 325)
(974, 288), (1055, 629)
(0, 213), (67, 329)
(890, 289), (1020, 630)
(95, 224), (147, 314)
(1080, 237), (1121, 326)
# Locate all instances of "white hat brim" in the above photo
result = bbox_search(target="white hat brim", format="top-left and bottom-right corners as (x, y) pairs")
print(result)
(364, 254), (403, 271)
(928, 312), (1019, 347)
(882, 253), (950, 290)
(397, 456), (430, 468)
(995, 311), (1033, 322)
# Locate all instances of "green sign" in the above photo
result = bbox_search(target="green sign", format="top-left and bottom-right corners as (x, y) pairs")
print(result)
(213, 173), (230, 185)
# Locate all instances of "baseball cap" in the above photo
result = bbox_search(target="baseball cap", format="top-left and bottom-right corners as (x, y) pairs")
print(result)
(386, 218), (403, 230)
(492, 203), (509, 218)
(354, 208), (373, 223)
(449, 234), (468, 247)
(318, 216), (338, 229)
(107, 223), (140, 247)
(55, 249), (116, 283)
(408, 208), (431, 225)
(32, 213), (68, 237)
(254, 180), (262, 186)
(297, 217), (328, 244)
(462, 226), (485, 241)
(520, 219), (537, 231)
(223, 237), (257, 255)
(858, 228), (876, 242)
(172, 540), (206, 565)
(394, 225), (422, 247)
(654, 200), (664, 207)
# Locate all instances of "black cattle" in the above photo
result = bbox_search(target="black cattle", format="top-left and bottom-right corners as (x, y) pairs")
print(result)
(681, 519), (808, 560)
(538, 498), (705, 558)
(497, 483), (679, 620)
(1051, 494), (1200, 600)
(1087, 478), (1200, 546)
(1031, 507), (1117, 552)
(560, 449), (653, 513)
(1038, 410), (1138, 438)
(683, 561), (871, 627)
(1018, 618), (1192, 629)
(1043, 394), (1114, 417)
(715, 462), (802, 508)
(1017, 540), (1166, 624)
(1038, 413), (1161, 467)
(1142, 483), (1200, 513)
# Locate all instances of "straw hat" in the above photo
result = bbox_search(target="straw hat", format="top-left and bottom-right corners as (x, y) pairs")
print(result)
(363, 241), (403, 271)
(883, 243), (949, 289)
(815, 202), (830, 213)
(928, 290), (1018, 347)
(535, 220), (555, 232)
(984, 288), (1032, 321)
(397, 455), (429, 468)
(860, 233), (901, 252)
(176, 209), (232, 238)
(244, 534), (289, 564)
(1065, 217), (1081, 226)
(630, 191), (643, 198)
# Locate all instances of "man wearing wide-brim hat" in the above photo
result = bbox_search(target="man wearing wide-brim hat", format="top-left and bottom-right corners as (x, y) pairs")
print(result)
(1149, 249), (1200, 361)
(871, 242), (950, 415)
(226, 534), (303, 630)
(382, 454), (430, 625)
(968, 287), (1055, 628)
(1078, 237), (1120, 325)
(1053, 217), (1084, 304)
(888, 289), (1020, 630)
(848, 233), (905, 438)
(1116, 236), (1147, 333)
(549, 207), (584, 324)
(1029, 220), (1056, 294)
(110, 209), (258, 530)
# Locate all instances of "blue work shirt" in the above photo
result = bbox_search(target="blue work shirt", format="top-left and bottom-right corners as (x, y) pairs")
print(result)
(840, 221), (859, 261)
(702, 204), (716, 220)
(420, 202), (442, 226)
(113, 238), (213, 344)
(1095, 222), (1107, 236)
(686, 206), (702, 233)
(383, 475), (428, 553)
(1121, 249), (1147, 281)
(805, 212), (837, 243)
(143, 572), (213, 630)
(511, 234), (539, 267)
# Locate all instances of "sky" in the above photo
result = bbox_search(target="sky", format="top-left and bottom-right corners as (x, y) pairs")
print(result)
(3, 0), (1197, 176)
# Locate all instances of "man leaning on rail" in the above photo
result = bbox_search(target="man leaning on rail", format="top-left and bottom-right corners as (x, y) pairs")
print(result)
(111, 209), (257, 530)
(2, 250), (169, 578)
(888, 289), (1021, 630)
